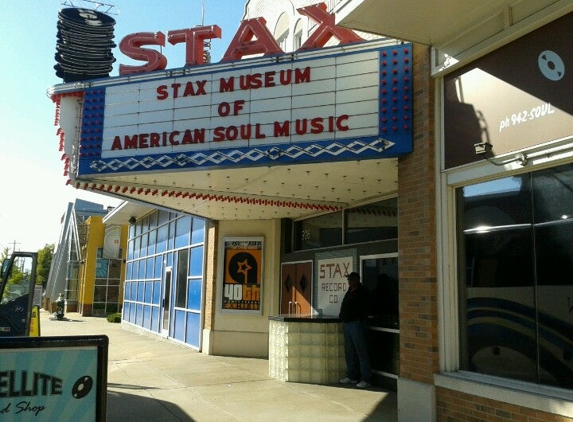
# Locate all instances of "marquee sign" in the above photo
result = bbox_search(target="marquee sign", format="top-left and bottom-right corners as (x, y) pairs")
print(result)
(55, 41), (412, 177)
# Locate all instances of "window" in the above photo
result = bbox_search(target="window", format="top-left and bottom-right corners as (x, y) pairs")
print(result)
(123, 208), (206, 344)
(92, 248), (122, 316)
(277, 31), (289, 51)
(294, 31), (303, 50)
(156, 224), (168, 253)
(294, 211), (342, 250)
(175, 216), (191, 248)
(274, 13), (290, 51)
(293, 198), (398, 251)
(345, 198), (398, 244)
(175, 249), (189, 308)
(192, 219), (205, 244)
(294, 20), (303, 50)
(458, 164), (573, 389)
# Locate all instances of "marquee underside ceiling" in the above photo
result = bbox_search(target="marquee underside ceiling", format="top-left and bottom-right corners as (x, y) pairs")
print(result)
(335, 0), (571, 70)
(78, 158), (398, 222)
(336, 0), (556, 45)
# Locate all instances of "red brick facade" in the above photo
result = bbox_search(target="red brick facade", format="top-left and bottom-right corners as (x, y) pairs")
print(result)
(397, 43), (438, 385)
(437, 388), (573, 422)
(399, 43), (573, 422)
(203, 221), (218, 331)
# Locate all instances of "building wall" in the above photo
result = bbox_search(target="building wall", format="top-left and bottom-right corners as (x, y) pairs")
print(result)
(78, 216), (104, 315)
(396, 43), (438, 420)
(244, 0), (378, 52)
(437, 388), (573, 422)
(122, 210), (206, 349)
(394, 37), (573, 422)
(202, 219), (281, 357)
(398, 43), (437, 382)
(245, 0), (335, 37)
(434, 10), (573, 422)
(77, 216), (128, 316)
(203, 220), (218, 333)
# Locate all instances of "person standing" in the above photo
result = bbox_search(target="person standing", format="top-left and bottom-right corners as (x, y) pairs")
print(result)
(339, 271), (372, 389)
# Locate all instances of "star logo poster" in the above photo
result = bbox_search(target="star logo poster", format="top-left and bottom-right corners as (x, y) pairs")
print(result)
(222, 237), (263, 313)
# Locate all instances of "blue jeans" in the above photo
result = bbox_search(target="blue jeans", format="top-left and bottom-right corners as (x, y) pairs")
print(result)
(342, 321), (372, 383)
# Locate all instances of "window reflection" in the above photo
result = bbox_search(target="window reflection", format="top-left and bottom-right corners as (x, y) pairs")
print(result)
(346, 198), (398, 244)
(458, 163), (573, 389)
(93, 248), (122, 316)
(293, 197), (397, 251)
(294, 211), (342, 250)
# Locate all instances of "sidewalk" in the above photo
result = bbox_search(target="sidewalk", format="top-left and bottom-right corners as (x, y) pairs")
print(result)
(39, 310), (397, 422)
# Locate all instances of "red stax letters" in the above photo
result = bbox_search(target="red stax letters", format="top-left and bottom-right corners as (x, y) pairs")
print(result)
(221, 18), (283, 61)
(117, 2), (363, 75)
(168, 25), (222, 66)
(297, 3), (363, 50)
(119, 32), (167, 75)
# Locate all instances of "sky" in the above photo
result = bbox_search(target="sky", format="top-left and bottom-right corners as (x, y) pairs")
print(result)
(0, 0), (246, 253)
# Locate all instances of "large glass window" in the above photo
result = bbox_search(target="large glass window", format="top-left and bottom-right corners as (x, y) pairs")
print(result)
(123, 210), (205, 347)
(175, 216), (191, 249)
(294, 211), (342, 250)
(175, 249), (189, 308)
(93, 248), (121, 316)
(346, 198), (398, 244)
(458, 164), (573, 389)
(293, 198), (398, 251)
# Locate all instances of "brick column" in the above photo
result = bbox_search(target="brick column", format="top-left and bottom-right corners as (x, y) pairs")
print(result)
(203, 220), (218, 331)
(397, 43), (438, 385)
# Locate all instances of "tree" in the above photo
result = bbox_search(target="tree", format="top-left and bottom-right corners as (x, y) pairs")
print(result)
(1, 247), (9, 262)
(37, 244), (55, 287)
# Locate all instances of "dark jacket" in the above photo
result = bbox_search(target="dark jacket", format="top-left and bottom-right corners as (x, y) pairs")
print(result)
(339, 283), (369, 322)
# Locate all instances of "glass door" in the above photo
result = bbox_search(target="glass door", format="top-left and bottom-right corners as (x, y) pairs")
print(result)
(360, 253), (399, 383)
(162, 267), (172, 337)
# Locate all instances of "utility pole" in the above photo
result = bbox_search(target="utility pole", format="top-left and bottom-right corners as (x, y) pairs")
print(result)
(10, 240), (20, 254)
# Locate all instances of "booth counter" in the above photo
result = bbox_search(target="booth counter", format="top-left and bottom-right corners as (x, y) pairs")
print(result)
(268, 314), (345, 384)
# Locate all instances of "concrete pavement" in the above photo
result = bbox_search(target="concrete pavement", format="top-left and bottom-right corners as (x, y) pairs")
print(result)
(39, 310), (397, 422)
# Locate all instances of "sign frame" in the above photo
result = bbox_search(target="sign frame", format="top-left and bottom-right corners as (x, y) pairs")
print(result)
(53, 41), (413, 179)
(0, 335), (108, 422)
(220, 237), (264, 314)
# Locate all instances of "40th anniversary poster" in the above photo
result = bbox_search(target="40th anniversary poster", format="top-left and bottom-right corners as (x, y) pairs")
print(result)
(221, 237), (263, 314)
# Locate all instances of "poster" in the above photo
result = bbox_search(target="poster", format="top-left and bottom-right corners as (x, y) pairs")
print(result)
(221, 237), (263, 313)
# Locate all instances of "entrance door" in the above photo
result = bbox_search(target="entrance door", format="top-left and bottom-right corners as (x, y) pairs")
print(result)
(360, 253), (399, 385)
(162, 267), (172, 337)
(280, 261), (312, 315)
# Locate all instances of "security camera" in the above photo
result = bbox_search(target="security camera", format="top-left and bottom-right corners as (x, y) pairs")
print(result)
(474, 142), (492, 155)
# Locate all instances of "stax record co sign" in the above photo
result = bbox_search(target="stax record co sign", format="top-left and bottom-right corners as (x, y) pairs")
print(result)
(51, 2), (413, 179)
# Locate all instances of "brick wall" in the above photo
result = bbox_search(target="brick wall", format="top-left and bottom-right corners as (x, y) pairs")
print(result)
(203, 221), (218, 330)
(397, 43), (438, 385)
(437, 388), (573, 422)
